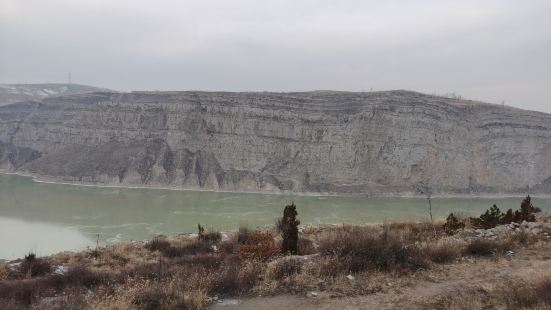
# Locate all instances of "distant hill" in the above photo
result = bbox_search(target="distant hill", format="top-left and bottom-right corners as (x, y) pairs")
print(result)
(0, 83), (111, 106)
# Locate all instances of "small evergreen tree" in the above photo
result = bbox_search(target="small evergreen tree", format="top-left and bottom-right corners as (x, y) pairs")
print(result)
(443, 213), (465, 235)
(521, 195), (537, 213)
(470, 196), (541, 229)
(278, 203), (300, 255)
(197, 223), (205, 238)
(471, 205), (503, 229)
(513, 195), (538, 222)
(501, 208), (514, 224)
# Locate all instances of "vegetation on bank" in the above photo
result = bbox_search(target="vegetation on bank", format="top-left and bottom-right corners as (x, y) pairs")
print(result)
(0, 198), (549, 309)
(468, 195), (541, 229)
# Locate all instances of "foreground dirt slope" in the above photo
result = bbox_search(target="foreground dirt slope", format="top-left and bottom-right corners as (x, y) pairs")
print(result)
(211, 245), (551, 309)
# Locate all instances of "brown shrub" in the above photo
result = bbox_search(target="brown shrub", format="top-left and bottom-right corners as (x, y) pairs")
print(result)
(144, 236), (171, 252)
(161, 240), (214, 258)
(122, 262), (164, 280)
(236, 231), (279, 261)
(494, 278), (551, 309)
(319, 226), (426, 273)
(417, 277), (551, 309)
(316, 256), (342, 277)
(464, 238), (510, 257)
(199, 231), (222, 244)
(179, 289), (208, 310)
(236, 260), (263, 292)
(0, 266), (111, 306)
(132, 287), (165, 310)
(297, 237), (316, 255)
(18, 253), (52, 278)
(535, 279), (551, 304)
(49, 266), (112, 289)
(127, 278), (208, 310)
(510, 229), (540, 247)
(387, 221), (443, 242)
(0, 298), (25, 310)
(218, 240), (236, 255)
(168, 259), (262, 297)
(236, 226), (255, 244)
(0, 263), (9, 281)
(266, 256), (303, 280)
(0, 281), (38, 305)
(173, 254), (223, 268)
(424, 239), (463, 264)
(86, 248), (101, 260)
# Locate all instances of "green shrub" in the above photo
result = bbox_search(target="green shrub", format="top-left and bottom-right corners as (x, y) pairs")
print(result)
(471, 196), (541, 229)
(277, 203), (300, 255)
(443, 213), (465, 235)
(470, 205), (503, 229)
(501, 208), (514, 224)
(512, 195), (539, 223)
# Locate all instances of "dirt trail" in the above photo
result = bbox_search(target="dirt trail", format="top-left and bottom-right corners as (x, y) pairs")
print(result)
(210, 247), (551, 310)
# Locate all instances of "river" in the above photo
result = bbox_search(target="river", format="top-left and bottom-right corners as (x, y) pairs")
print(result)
(1, 173), (550, 260)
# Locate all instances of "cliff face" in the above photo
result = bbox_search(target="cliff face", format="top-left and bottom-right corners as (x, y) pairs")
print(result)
(1, 90), (550, 195)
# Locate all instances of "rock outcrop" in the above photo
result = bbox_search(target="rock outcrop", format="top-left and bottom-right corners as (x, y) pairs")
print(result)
(1, 90), (550, 195)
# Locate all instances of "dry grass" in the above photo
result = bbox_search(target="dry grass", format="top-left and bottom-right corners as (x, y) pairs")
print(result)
(0, 217), (549, 309)
(419, 277), (551, 309)
(0, 262), (9, 281)
(318, 225), (428, 273)
(0, 266), (112, 307)
(236, 230), (280, 261)
(422, 238), (464, 264)
(18, 253), (52, 278)
(144, 236), (171, 252)
(265, 256), (304, 281)
(463, 238), (511, 257)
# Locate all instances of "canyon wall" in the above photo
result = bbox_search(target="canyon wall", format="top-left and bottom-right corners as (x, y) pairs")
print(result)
(1, 90), (550, 195)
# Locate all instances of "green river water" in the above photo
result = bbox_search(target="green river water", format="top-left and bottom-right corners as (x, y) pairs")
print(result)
(1, 173), (550, 260)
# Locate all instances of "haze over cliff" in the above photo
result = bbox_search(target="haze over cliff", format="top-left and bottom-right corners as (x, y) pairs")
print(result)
(0, 83), (111, 106)
(0, 89), (550, 195)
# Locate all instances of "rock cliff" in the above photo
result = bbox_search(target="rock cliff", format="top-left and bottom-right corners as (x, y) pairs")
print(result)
(1, 90), (550, 195)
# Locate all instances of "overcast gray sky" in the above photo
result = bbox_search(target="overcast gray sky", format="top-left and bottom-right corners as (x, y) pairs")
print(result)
(1, 0), (550, 113)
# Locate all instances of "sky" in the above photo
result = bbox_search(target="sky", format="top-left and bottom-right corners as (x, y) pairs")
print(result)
(1, 0), (550, 113)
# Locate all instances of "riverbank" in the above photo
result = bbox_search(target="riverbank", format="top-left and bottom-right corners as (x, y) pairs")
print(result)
(2, 170), (550, 199)
(1, 211), (550, 309)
